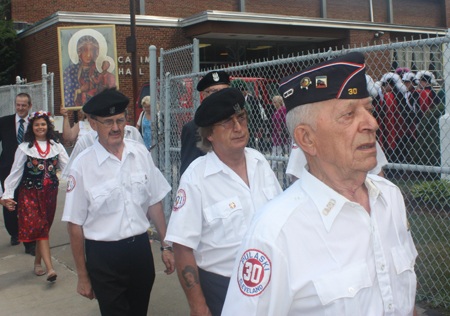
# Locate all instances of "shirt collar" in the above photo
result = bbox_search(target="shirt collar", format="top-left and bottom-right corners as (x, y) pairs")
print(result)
(16, 113), (27, 123)
(299, 167), (384, 232)
(93, 139), (132, 166)
(203, 148), (263, 178)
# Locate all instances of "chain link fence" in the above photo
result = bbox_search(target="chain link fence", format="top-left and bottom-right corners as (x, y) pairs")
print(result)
(154, 34), (450, 309)
(0, 65), (54, 117)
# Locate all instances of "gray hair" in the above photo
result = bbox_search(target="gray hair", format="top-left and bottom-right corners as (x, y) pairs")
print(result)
(286, 102), (321, 145)
(197, 126), (214, 153)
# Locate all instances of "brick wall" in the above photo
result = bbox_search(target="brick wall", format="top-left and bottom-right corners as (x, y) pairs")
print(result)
(16, 23), (189, 123)
(11, 0), (447, 28)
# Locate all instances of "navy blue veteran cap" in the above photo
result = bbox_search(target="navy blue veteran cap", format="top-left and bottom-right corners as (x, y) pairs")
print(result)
(82, 89), (129, 117)
(194, 87), (245, 127)
(197, 71), (230, 92)
(279, 52), (368, 113)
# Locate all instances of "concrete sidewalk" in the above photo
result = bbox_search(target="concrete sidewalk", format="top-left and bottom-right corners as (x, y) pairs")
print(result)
(0, 179), (190, 316)
(0, 179), (446, 316)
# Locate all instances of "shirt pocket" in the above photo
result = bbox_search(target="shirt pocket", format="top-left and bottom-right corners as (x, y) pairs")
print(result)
(203, 196), (246, 244)
(391, 245), (417, 314)
(130, 172), (151, 206)
(90, 178), (123, 215)
(313, 261), (372, 316)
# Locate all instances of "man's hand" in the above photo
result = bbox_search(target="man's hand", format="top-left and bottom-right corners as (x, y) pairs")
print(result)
(60, 108), (69, 117)
(77, 275), (95, 300)
(1, 199), (16, 211)
(161, 250), (175, 275)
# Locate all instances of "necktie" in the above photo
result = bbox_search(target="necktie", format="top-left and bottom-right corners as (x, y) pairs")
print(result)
(17, 119), (25, 144)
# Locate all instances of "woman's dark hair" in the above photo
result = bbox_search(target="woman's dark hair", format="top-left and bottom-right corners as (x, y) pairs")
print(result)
(24, 116), (60, 148)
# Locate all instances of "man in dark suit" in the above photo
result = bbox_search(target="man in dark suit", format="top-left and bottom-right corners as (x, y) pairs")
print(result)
(0, 93), (36, 255)
(180, 71), (230, 176)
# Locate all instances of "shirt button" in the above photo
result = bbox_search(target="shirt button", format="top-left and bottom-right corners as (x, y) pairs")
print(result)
(381, 265), (385, 271)
(348, 287), (354, 293)
(388, 303), (393, 309)
(372, 226), (375, 232)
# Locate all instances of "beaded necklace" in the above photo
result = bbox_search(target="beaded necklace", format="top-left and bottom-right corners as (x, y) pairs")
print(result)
(35, 140), (50, 158)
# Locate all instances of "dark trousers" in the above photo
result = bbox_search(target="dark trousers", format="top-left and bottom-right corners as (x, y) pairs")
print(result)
(1, 183), (35, 250)
(85, 233), (155, 316)
(198, 268), (231, 316)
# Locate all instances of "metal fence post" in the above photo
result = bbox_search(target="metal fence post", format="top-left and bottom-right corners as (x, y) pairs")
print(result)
(163, 72), (172, 220)
(192, 38), (200, 111)
(49, 72), (54, 114)
(42, 64), (48, 112)
(440, 30), (450, 180)
(149, 45), (158, 163)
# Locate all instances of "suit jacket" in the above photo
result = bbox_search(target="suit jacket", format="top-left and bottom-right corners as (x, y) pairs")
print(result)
(180, 120), (205, 176)
(0, 114), (19, 184)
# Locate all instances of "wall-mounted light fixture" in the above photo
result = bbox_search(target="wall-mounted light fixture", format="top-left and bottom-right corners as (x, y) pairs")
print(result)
(374, 31), (385, 38)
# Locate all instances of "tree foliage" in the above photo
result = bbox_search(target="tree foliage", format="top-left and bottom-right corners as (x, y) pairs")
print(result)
(0, 0), (19, 85)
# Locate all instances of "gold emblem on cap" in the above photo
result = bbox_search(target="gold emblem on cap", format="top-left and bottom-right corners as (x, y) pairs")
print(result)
(212, 72), (220, 82)
(109, 107), (115, 114)
(300, 77), (311, 90)
(233, 103), (241, 114)
(316, 76), (327, 88)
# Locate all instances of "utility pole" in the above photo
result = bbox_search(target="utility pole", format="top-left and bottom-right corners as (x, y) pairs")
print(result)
(127, 0), (139, 107)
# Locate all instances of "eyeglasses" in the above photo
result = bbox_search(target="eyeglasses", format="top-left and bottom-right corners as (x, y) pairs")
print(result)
(214, 113), (248, 129)
(203, 88), (221, 95)
(92, 117), (127, 128)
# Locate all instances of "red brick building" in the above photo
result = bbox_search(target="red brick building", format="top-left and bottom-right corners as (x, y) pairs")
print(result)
(10, 0), (449, 119)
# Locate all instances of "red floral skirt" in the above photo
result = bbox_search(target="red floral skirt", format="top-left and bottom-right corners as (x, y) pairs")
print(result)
(17, 179), (58, 242)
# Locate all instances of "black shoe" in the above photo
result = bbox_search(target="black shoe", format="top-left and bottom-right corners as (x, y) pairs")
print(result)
(10, 236), (20, 246)
(25, 245), (36, 256)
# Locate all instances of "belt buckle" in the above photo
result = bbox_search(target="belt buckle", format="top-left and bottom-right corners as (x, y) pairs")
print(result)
(127, 236), (136, 243)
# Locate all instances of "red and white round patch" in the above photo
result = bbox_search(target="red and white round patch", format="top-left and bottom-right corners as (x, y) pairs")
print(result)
(172, 189), (186, 211)
(67, 175), (76, 193)
(237, 249), (272, 296)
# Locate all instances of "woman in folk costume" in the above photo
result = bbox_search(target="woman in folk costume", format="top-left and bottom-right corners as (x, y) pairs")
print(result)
(378, 72), (409, 164)
(415, 70), (439, 114)
(2, 111), (69, 282)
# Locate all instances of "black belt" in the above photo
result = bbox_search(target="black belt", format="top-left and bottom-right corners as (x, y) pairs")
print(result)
(86, 232), (147, 245)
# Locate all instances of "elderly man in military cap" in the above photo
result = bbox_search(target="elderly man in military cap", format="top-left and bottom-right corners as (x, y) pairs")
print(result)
(180, 70), (230, 175)
(165, 87), (282, 316)
(222, 53), (418, 316)
(62, 88), (175, 316)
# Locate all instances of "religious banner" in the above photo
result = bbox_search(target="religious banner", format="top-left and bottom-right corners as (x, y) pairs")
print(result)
(58, 25), (119, 110)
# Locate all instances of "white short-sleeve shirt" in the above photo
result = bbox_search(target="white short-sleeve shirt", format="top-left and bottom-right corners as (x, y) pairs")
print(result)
(286, 141), (388, 179)
(165, 148), (283, 277)
(62, 138), (170, 241)
(61, 125), (144, 180)
(222, 168), (417, 316)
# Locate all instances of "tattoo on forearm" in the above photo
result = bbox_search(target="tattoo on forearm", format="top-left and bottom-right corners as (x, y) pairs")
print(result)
(182, 265), (200, 289)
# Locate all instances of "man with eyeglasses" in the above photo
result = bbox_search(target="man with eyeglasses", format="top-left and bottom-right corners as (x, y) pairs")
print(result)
(62, 89), (174, 316)
(180, 70), (230, 176)
(165, 88), (282, 316)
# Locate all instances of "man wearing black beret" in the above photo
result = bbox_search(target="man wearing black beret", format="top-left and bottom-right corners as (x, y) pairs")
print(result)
(63, 88), (175, 316)
(180, 70), (230, 176)
(165, 88), (282, 316)
(223, 53), (419, 316)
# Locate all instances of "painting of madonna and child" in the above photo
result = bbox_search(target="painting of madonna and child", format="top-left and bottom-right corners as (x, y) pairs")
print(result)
(58, 25), (119, 110)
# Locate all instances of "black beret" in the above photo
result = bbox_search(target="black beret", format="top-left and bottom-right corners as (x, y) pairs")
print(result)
(197, 71), (230, 92)
(279, 52), (369, 113)
(82, 89), (129, 117)
(194, 87), (245, 127)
